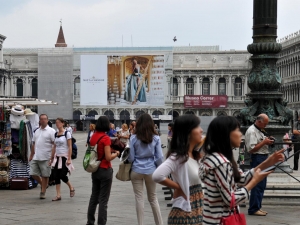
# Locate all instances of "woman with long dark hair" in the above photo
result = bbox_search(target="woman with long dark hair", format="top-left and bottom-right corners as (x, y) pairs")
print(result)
(153, 114), (203, 225)
(86, 116), (120, 225)
(128, 113), (164, 225)
(199, 116), (284, 225)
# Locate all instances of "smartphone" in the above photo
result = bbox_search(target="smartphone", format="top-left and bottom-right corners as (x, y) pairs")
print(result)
(261, 148), (289, 173)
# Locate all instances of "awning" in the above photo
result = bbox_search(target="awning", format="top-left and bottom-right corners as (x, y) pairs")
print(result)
(1, 98), (58, 106)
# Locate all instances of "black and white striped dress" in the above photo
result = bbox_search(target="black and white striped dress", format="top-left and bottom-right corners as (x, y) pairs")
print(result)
(10, 159), (33, 188)
(199, 152), (254, 225)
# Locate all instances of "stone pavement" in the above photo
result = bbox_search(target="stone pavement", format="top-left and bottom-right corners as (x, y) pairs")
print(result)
(0, 132), (300, 225)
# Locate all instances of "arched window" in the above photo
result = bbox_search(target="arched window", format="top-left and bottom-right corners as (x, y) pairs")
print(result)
(186, 78), (194, 95)
(168, 110), (179, 120)
(217, 111), (227, 116)
(218, 78), (226, 95)
(16, 79), (23, 97)
(172, 78), (178, 96)
(234, 77), (242, 97)
(120, 110), (130, 121)
(88, 110), (98, 117)
(73, 110), (82, 120)
(136, 110), (145, 120)
(152, 110), (162, 119)
(74, 77), (80, 96)
(32, 78), (38, 98)
(185, 110), (194, 115)
(202, 78), (210, 95)
(104, 110), (114, 121)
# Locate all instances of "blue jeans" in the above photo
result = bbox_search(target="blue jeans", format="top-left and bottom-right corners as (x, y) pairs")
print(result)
(248, 154), (268, 214)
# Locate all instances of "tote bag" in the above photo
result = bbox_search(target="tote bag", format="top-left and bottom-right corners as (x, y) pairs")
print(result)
(115, 161), (132, 181)
(220, 193), (246, 225)
(83, 135), (105, 173)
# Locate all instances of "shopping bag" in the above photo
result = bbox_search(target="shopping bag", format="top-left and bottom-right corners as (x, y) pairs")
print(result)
(115, 161), (132, 181)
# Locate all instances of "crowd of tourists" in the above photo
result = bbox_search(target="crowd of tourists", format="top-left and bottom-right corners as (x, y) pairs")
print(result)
(29, 112), (295, 225)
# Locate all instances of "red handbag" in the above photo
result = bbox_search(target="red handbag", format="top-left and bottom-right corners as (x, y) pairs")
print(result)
(220, 193), (246, 225)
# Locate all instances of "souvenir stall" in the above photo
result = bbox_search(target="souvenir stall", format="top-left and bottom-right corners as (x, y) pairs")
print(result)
(0, 99), (57, 189)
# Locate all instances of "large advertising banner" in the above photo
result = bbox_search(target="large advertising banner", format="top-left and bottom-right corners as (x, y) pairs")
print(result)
(107, 55), (165, 106)
(80, 55), (165, 106)
(80, 55), (107, 105)
(184, 95), (228, 108)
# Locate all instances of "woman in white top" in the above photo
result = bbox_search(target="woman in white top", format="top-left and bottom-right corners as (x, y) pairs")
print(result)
(117, 123), (130, 145)
(153, 115), (203, 225)
(50, 118), (75, 201)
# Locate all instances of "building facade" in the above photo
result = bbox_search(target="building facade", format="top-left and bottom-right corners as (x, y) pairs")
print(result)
(0, 26), (299, 130)
(278, 31), (300, 119)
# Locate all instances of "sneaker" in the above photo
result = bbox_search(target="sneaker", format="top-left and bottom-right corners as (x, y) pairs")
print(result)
(40, 192), (46, 199)
(249, 210), (266, 216)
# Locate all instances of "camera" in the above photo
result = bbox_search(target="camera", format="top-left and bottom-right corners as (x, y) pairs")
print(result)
(269, 137), (276, 148)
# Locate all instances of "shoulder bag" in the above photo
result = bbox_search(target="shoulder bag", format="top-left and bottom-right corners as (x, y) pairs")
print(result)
(220, 193), (246, 225)
(83, 135), (105, 173)
(115, 147), (132, 181)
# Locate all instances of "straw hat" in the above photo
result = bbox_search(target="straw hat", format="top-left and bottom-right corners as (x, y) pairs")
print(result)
(11, 105), (24, 116)
(24, 108), (36, 116)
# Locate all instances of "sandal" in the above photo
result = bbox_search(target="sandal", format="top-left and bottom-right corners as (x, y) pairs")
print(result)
(70, 188), (75, 197)
(52, 196), (61, 201)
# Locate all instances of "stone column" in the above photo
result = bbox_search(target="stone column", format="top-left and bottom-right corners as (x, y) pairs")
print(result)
(6, 77), (10, 96)
(23, 77), (27, 97)
(196, 76), (199, 95)
(28, 77), (33, 97)
(212, 75), (216, 95)
(199, 77), (202, 94)
(180, 76), (184, 100)
(215, 77), (219, 95)
(183, 79), (186, 97)
(0, 77), (3, 96)
(244, 76), (248, 95)
(227, 75), (232, 98)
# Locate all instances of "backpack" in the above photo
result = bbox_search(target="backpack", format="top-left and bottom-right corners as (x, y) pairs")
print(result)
(83, 135), (105, 173)
(55, 131), (77, 159)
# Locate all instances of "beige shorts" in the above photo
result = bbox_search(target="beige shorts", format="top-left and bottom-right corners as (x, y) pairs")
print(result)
(30, 160), (52, 178)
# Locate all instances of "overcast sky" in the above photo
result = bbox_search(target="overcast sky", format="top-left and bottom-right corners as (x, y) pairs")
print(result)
(1, 0), (299, 50)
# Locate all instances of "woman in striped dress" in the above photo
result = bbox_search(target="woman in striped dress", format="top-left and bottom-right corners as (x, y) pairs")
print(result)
(199, 116), (285, 225)
(153, 115), (204, 225)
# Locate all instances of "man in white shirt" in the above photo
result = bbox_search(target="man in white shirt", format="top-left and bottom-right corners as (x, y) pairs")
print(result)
(66, 123), (73, 136)
(245, 114), (274, 216)
(29, 114), (55, 199)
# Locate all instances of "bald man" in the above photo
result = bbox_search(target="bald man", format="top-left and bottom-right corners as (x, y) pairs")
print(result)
(245, 114), (274, 216)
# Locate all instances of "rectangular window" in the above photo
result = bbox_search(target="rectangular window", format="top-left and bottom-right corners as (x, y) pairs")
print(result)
(203, 83), (210, 95)
(186, 83), (194, 95)
(218, 83), (226, 95)
(235, 83), (242, 96)
(172, 83), (178, 96)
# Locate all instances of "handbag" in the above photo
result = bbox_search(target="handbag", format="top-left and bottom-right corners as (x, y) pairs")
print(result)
(115, 161), (132, 181)
(83, 135), (105, 173)
(10, 177), (29, 190)
(111, 138), (126, 153)
(220, 193), (246, 225)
